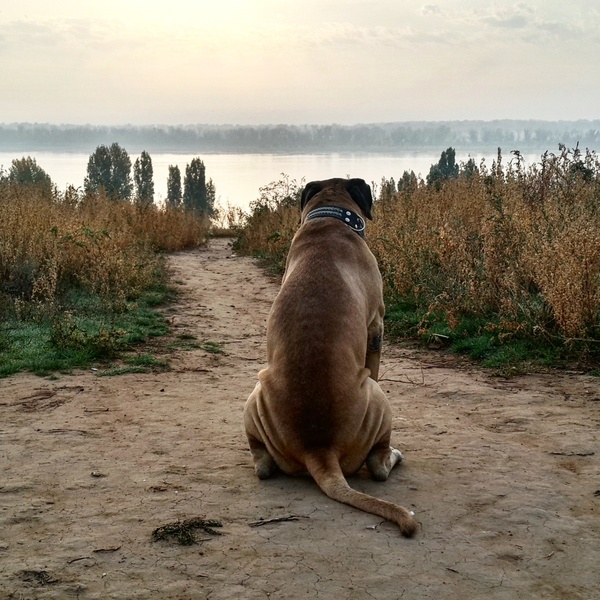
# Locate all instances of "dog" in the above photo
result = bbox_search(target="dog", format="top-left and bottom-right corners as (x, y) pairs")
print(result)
(243, 178), (417, 537)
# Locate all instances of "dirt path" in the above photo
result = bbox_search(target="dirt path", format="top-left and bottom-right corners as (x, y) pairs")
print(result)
(1, 237), (599, 600)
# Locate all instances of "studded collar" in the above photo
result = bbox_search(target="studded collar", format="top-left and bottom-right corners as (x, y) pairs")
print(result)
(305, 205), (366, 239)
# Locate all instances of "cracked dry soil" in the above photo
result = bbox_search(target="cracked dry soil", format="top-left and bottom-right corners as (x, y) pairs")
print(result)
(1, 237), (599, 600)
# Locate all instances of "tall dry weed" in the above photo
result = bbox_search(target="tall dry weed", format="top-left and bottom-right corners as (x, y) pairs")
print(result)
(235, 150), (599, 345)
(0, 184), (209, 315)
(233, 175), (302, 271)
(371, 147), (600, 341)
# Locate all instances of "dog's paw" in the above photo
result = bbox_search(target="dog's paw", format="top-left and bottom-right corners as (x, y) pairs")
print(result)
(255, 463), (276, 480)
(390, 447), (404, 466)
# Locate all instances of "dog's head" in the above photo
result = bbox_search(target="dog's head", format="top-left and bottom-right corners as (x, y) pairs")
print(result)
(300, 178), (373, 220)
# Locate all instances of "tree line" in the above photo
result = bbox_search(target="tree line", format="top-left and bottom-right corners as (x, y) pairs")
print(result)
(1, 121), (598, 153)
(2, 143), (216, 215)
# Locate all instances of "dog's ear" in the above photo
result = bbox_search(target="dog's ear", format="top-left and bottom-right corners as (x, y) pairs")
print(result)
(300, 181), (324, 211)
(345, 178), (373, 220)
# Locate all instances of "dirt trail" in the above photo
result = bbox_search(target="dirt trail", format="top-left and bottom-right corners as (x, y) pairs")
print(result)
(1, 237), (599, 600)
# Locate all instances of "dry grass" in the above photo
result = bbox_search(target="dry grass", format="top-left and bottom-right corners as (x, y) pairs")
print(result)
(233, 149), (600, 357)
(370, 147), (600, 343)
(232, 175), (302, 272)
(0, 184), (209, 316)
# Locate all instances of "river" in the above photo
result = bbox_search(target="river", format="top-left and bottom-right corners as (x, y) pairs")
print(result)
(0, 150), (541, 212)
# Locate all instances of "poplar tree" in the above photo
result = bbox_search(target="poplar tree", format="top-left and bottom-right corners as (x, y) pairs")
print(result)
(84, 143), (133, 200)
(134, 150), (154, 208)
(166, 165), (182, 208)
(183, 158), (214, 215)
(8, 156), (53, 195)
(426, 147), (459, 190)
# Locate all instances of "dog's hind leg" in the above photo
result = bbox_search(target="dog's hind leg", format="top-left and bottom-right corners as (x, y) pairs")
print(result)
(247, 434), (278, 479)
(363, 378), (405, 482)
(366, 444), (404, 482)
(244, 382), (278, 479)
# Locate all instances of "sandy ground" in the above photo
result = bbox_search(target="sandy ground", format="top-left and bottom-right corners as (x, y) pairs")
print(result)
(1, 237), (599, 600)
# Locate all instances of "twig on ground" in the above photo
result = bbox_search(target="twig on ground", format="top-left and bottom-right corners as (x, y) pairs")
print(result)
(549, 451), (595, 457)
(379, 367), (426, 386)
(248, 515), (309, 527)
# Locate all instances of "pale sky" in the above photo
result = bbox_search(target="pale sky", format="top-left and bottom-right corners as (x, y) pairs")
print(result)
(1, 1), (598, 125)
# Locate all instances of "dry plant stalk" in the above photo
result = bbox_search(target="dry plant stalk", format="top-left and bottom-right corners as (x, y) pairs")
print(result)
(369, 147), (600, 341)
(234, 149), (599, 343)
(0, 186), (210, 314)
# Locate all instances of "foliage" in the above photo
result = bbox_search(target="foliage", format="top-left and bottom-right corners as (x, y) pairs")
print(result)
(3, 121), (600, 153)
(232, 174), (303, 273)
(183, 157), (215, 216)
(0, 285), (173, 378)
(370, 145), (600, 363)
(0, 183), (209, 377)
(426, 147), (460, 189)
(7, 156), (53, 195)
(49, 311), (125, 358)
(98, 354), (171, 377)
(84, 143), (133, 200)
(134, 150), (155, 208)
(206, 178), (216, 214)
(233, 149), (600, 368)
(166, 164), (182, 208)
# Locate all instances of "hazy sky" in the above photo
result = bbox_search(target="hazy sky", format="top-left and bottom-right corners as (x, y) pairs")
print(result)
(1, 1), (598, 125)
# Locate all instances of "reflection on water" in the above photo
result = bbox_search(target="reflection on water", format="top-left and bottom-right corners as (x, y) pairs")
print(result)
(0, 150), (542, 211)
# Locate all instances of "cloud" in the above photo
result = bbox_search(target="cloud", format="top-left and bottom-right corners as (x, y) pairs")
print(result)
(1, 2), (598, 124)
(481, 4), (592, 39)
(420, 5), (441, 16)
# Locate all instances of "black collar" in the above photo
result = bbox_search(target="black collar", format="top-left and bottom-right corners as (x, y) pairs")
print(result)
(305, 205), (366, 239)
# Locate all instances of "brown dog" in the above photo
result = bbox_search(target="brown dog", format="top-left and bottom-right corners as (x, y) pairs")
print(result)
(244, 178), (417, 537)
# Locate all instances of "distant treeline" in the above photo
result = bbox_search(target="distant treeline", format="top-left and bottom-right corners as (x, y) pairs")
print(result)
(0, 120), (599, 153)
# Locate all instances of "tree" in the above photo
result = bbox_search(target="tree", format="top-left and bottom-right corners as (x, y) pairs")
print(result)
(398, 170), (418, 193)
(183, 158), (214, 215)
(427, 147), (459, 189)
(133, 150), (154, 208)
(461, 158), (479, 180)
(84, 143), (133, 200)
(8, 156), (53, 194)
(250, 173), (303, 214)
(166, 165), (182, 208)
(206, 178), (216, 214)
(378, 177), (397, 202)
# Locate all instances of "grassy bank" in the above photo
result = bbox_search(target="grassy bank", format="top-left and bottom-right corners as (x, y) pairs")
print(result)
(0, 183), (209, 377)
(232, 148), (600, 372)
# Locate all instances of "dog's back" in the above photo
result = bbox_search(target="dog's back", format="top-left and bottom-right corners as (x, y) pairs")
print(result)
(262, 218), (379, 453)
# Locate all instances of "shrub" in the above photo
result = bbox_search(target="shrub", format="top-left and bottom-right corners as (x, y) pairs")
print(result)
(370, 146), (600, 346)
(233, 148), (600, 363)
(0, 186), (209, 313)
(232, 174), (302, 272)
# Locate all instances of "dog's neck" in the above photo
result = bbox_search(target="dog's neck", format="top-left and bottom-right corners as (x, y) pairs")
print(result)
(304, 205), (366, 239)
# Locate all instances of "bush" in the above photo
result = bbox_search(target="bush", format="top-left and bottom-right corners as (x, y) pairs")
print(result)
(370, 146), (600, 350)
(233, 148), (600, 365)
(0, 186), (209, 312)
(232, 174), (302, 272)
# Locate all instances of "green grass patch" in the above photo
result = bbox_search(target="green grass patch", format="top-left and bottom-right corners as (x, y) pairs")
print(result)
(0, 281), (175, 379)
(177, 332), (197, 341)
(384, 300), (424, 339)
(98, 353), (170, 377)
(98, 365), (149, 377)
(200, 341), (225, 354)
(384, 299), (595, 372)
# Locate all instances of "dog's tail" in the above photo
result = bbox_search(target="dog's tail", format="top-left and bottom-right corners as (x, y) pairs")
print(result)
(304, 452), (418, 537)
